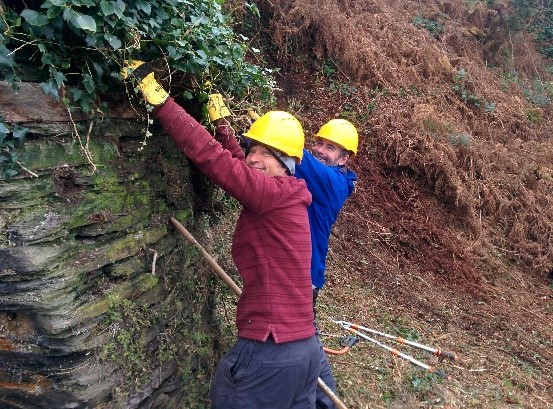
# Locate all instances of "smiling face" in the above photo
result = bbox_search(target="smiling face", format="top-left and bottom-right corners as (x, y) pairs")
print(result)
(311, 137), (350, 166)
(246, 144), (288, 177)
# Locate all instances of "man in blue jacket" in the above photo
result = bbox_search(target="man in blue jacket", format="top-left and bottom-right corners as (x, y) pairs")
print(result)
(295, 118), (358, 409)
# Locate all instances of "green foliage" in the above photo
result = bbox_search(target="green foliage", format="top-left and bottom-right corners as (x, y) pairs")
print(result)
(329, 81), (358, 96)
(0, 117), (30, 179)
(452, 68), (496, 112)
(522, 79), (551, 106)
(513, 0), (553, 59)
(547, 80), (553, 98)
(321, 59), (358, 97)
(394, 326), (420, 342)
(0, 0), (275, 118)
(448, 132), (472, 147)
(101, 295), (150, 383)
(399, 84), (422, 98)
(422, 118), (455, 137)
(413, 15), (444, 39)
(501, 70), (550, 107)
(322, 59), (337, 78)
(409, 371), (437, 394)
(525, 108), (543, 124)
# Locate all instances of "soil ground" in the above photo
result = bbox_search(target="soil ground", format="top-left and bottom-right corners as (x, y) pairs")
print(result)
(219, 1), (553, 407)
(269, 70), (553, 408)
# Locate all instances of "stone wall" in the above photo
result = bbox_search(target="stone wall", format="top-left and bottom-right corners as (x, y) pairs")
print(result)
(0, 82), (220, 408)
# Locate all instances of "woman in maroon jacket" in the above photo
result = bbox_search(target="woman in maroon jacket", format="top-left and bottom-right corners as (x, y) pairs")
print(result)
(123, 62), (320, 408)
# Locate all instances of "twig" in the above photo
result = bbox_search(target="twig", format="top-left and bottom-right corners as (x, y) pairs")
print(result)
(521, 306), (553, 325)
(148, 248), (158, 275)
(16, 161), (38, 178)
(66, 105), (97, 173)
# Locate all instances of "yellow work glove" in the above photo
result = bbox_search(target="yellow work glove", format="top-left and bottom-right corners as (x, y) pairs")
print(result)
(207, 93), (231, 122)
(121, 60), (169, 106)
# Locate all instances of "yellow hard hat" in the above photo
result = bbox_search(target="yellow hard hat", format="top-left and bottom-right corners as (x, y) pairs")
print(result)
(243, 111), (304, 162)
(315, 119), (358, 154)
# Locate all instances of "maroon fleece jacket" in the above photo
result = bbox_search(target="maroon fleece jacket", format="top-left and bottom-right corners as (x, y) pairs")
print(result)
(155, 99), (315, 343)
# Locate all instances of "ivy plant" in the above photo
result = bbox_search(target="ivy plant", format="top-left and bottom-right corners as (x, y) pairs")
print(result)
(0, 118), (30, 179)
(0, 0), (275, 118)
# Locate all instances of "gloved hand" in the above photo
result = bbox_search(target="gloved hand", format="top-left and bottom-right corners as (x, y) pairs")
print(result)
(207, 93), (231, 122)
(121, 60), (169, 106)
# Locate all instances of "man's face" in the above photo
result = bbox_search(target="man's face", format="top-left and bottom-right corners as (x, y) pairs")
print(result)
(246, 144), (288, 177)
(311, 137), (350, 166)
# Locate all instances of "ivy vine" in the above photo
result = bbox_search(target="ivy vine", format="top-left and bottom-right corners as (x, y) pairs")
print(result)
(0, 0), (275, 119)
(0, 118), (30, 179)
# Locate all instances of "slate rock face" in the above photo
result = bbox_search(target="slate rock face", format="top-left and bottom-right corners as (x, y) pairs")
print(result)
(1, 82), (220, 408)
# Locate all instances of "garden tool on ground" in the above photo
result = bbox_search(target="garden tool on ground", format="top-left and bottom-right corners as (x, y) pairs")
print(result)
(334, 320), (458, 361)
(170, 216), (349, 409)
(323, 335), (360, 356)
(331, 320), (451, 380)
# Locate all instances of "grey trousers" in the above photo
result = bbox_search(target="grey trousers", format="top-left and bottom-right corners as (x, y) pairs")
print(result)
(210, 335), (320, 409)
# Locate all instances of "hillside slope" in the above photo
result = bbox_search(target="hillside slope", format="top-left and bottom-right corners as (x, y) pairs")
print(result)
(248, 0), (553, 407)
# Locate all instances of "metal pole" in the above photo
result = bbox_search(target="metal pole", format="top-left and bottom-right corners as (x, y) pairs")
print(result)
(171, 217), (349, 409)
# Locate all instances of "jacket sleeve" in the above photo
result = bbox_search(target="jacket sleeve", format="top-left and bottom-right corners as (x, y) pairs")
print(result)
(154, 98), (310, 213)
(213, 123), (245, 161)
(296, 150), (345, 203)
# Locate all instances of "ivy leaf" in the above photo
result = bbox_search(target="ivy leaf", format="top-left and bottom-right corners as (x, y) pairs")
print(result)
(100, 0), (116, 16)
(2, 0), (276, 125)
(246, 2), (260, 18)
(92, 62), (104, 77)
(46, 6), (64, 19)
(105, 33), (122, 50)
(20, 10), (49, 27)
(82, 74), (96, 94)
(41, 52), (53, 65)
(71, 87), (85, 102)
(41, 80), (60, 100)
(5, 169), (19, 178)
(136, 0), (152, 14)
(112, 1), (126, 19)
(72, 13), (97, 33)
(0, 45), (15, 67)
(12, 126), (29, 141)
(53, 70), (67, 88)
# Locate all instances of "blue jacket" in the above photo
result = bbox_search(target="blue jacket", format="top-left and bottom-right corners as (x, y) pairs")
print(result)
(295, 149), (357, 288)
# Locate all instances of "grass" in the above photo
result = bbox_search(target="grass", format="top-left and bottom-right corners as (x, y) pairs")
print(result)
(315, 263), (552, 409)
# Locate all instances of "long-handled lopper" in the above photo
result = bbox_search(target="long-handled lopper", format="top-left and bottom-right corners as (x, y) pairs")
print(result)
(333, 320), (458, 361)
(332, 320), (451, 380)
(323, 335), (360, 356)
(171, 217), (348, 409)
